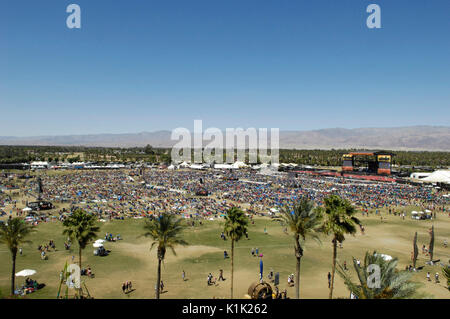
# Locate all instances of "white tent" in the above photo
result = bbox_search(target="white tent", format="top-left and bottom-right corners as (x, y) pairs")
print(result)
(214, 163), (234, 169)
(22, 207), (32, 212)
(167, 165), (175, 170)
(375, 253), (393, 261)
(16, 269), (36, 277)
(179, 161), (190, 168)
(421, 170), (450, 183)
(232, 161), (248, 169)
(189, 164), (205, 170)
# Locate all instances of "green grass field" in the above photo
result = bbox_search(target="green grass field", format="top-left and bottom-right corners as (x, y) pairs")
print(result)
(1, 208), (449, 299)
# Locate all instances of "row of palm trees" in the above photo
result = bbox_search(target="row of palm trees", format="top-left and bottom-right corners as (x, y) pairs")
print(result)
(0, 194), (436, 299)
(274, 195), (361, 299)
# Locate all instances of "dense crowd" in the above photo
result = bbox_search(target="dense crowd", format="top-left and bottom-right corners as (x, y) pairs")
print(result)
(1, 168), (447, 221)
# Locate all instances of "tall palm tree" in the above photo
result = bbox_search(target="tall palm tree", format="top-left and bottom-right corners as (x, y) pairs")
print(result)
(337, 251), (422, 298)
(274, 198), (322, 299)
(321, 195), (361, 299)
(224, 207), (248, 299)
(0, 217), (35, 295)
(142, 213), (188, 299)
(62, 209), (100, 274)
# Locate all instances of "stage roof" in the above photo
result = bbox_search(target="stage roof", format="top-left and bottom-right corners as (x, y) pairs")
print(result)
(346, 151), (394, 156)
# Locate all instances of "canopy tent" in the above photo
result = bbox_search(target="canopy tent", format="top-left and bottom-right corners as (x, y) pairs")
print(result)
(16, 269), (36, 277)
(22, 207), (32, 212)
(375, 254), (393, 261)
(421, 170), (450, 183)
(179, 161), (190, 168)
(232, 161), (248, 169)
(214, 164), (234, 169)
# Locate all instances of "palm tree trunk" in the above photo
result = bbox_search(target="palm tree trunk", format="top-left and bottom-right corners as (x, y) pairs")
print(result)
(329, 236), (337, 299)
(78, 247), (82, 296)
(11, 252), (17, 296)
(231, 239), (234, 299)
(294, 236), (302, 299)
(296, 256), (301, 299)
(156, 258), (162, 299)
(78, 247), (82, 269)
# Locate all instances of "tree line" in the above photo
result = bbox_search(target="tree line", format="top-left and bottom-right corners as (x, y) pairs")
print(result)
(0, 145), (449, 168)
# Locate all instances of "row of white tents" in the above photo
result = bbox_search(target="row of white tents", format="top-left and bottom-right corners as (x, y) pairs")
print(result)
(168, 161), (299, 170)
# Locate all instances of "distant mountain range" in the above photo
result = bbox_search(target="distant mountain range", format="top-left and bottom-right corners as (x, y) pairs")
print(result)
(0, 126), (449, 151)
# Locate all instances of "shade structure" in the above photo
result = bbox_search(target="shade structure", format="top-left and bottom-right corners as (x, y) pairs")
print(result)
(16, 269), (36, 277)
(95, 239), (106, 243)
(93, 242), (104, 248)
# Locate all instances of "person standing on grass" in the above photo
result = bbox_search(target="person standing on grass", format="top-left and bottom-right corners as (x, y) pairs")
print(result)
(182, 270), (185, 281)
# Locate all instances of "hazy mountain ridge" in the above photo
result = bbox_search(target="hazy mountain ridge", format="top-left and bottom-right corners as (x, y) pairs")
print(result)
(0, 126), (449, 151)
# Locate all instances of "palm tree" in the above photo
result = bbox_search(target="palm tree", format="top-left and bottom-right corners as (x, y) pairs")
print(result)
(412, 232), (418, 269)
(443, 267), (450, 291)
(337, 251), (422, 298)
(142, 213), (188, 299)
(62, 208), (100, 274)
(274, 198), (322, 299)
(224, 207), (249, 299)
(321, 195), (361, 299)
(0, 217), (35, 295)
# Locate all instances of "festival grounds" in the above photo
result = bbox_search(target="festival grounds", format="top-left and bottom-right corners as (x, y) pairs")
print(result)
(1, 202), (449, 299)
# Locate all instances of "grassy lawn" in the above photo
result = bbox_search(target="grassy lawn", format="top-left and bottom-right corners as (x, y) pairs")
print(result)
(1, 207), (449, 299)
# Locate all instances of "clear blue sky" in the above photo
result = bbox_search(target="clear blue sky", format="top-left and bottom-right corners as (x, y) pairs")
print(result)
(1, 0), (449, 136)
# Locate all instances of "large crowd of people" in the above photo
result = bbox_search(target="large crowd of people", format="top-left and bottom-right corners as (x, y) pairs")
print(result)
(1, 168), (449, 222)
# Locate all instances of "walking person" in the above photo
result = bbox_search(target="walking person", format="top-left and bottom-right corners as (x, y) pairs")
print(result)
(122, 282), (126, 294)
(182, 270), (186, 281)
(218, 269), (225, 281)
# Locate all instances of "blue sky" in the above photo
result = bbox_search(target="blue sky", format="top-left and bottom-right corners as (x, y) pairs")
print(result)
(1, 0), (449, 136)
